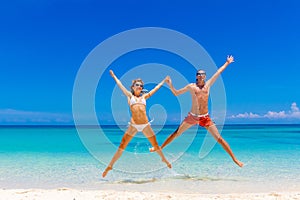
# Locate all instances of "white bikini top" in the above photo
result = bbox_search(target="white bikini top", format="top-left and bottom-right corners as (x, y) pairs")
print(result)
(129, 96), (146, 106)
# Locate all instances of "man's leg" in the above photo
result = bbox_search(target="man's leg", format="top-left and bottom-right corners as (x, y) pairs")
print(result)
(150, 121), (193, 152)
(206, 125), (244, 167)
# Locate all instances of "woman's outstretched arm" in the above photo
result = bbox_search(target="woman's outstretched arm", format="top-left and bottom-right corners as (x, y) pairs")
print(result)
(110, 70), (132, 97)
(143, 76), (168, 99)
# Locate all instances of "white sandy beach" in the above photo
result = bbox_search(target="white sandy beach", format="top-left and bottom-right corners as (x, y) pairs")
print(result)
(0, 189), (299, 200)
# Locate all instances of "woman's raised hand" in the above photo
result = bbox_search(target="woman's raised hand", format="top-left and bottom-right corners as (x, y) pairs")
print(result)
(165, 76), (172, 86)
(109, 70), (115, 77)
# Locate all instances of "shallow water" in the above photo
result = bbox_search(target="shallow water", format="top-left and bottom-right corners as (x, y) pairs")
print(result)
(0, 125), (299, 193)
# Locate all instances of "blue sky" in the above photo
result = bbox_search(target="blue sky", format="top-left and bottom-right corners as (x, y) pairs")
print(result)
(0, 0), (299, 125)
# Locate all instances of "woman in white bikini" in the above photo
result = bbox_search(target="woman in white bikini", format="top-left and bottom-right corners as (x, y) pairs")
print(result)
(102, 70), (172, 177)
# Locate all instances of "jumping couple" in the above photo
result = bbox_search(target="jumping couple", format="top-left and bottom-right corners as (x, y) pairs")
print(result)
(102, 55), (243, 178)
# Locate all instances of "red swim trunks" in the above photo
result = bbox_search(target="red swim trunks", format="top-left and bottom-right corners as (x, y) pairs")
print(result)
(183, 112), (215, 127)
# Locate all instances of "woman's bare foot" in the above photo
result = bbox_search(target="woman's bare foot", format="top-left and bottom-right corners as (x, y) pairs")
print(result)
(234, 159), (244, 167)
(162, 159), (172, 168)
(102, 166), (112, 178)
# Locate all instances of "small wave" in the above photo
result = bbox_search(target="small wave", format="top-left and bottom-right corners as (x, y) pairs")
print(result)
(107, 174), (241, 184)
(110, 178), (157, 184)
(170, 174), (241, 182)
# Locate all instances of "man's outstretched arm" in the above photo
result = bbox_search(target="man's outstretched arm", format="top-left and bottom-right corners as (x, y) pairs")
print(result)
(206, 55), (234, 87)
(166, 76), (190, 96)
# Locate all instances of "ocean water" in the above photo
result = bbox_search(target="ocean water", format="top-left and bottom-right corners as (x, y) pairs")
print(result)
(0, 125), (299, 193)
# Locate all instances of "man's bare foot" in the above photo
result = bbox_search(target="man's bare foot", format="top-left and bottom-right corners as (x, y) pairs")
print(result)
(102, 166), (112, 178)
(149, 147), (156, 152)
(166, 162), (172, 168)
(234, 159), (244, 167)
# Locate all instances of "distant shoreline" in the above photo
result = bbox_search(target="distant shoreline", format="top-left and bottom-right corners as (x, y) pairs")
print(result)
(0, 124), (299, 128)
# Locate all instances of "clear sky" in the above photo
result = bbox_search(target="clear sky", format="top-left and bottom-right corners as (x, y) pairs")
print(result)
(0, 0), (299, 125)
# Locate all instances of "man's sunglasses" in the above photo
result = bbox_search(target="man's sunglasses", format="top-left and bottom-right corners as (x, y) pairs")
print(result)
(196, 72), (206, 76)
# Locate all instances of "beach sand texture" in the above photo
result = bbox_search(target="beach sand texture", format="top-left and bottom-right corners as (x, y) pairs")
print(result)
(0, 189), (300, 200)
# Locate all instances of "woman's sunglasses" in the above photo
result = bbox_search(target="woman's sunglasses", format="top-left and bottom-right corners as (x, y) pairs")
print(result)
(134, 83), (143, 88)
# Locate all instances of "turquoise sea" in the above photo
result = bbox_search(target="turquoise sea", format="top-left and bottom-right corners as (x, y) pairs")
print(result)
(0, 125), (299, 193)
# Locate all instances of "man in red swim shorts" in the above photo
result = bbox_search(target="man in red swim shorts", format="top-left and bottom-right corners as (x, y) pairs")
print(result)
(183, 112), (215, 127)
(150, 55), (243, 167)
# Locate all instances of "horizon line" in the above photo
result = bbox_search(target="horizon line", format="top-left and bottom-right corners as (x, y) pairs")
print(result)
(0, 123), (299, 127)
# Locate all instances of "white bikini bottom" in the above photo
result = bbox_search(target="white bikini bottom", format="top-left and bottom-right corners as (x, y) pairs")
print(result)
(129, 123), (149, 132)
(129, 120), (153, 132)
